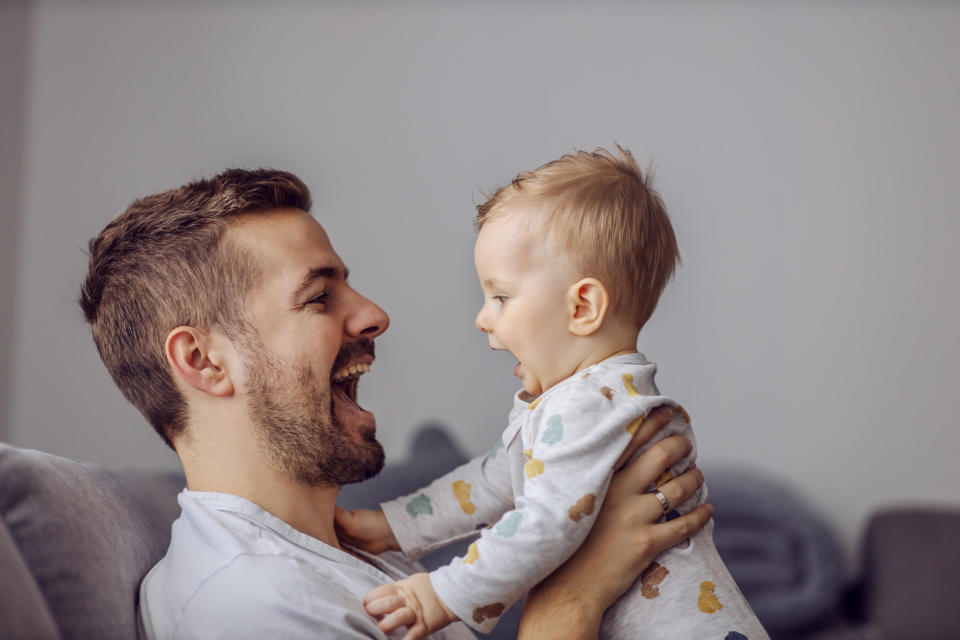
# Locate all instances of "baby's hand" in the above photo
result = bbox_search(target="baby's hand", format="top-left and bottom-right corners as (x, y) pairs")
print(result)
(364, 573), (459, 640)
(334, 506), (399, 554)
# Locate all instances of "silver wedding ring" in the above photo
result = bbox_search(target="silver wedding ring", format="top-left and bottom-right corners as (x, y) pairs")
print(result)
(652, 489), (670, 514)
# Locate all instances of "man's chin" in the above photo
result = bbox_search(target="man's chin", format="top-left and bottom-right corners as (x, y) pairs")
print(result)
(337, 439), (385, 485)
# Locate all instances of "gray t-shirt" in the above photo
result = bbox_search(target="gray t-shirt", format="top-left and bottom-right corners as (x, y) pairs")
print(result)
(138, 490), (475, 639)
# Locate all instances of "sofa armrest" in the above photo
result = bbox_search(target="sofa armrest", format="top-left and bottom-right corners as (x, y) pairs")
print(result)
(0, 443), (183, 640)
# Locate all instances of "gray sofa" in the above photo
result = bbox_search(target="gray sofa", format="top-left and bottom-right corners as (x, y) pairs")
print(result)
(2, 427), (958, 639)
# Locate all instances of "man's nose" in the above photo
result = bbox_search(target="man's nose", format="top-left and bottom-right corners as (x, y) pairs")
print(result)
(346, 289), (390, 339)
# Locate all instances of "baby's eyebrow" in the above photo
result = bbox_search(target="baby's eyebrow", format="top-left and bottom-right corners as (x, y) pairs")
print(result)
(482, 277), (507, 289)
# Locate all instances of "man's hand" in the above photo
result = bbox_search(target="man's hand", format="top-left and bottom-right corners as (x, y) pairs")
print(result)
(334, 507), (400, 554)
(364, 573), (459, 640)
(518, 406), (713, 639)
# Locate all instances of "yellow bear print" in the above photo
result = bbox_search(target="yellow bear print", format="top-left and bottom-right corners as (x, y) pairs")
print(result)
(523, 448), (544, 478)
(625, 414), (646, 436)
(451, 480), (476, 515)
(698, 581), (723, 613)
(622, 373), (641, 396)
(655, 470), (673, 489)
(463, 541), (479, 564)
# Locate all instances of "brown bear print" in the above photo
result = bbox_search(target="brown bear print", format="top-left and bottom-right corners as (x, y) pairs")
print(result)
(567, 493), (596, 522)
(640, 562), (670, 599)
(472, 603), (506, 624)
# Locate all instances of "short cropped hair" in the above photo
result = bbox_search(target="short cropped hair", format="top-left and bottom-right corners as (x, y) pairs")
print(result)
(79, 169), (311, 448)
(476, 145), (679, 331)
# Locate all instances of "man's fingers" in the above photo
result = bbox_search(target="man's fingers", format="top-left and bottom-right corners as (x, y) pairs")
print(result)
(654, 466), (704, 514)
(652, 503), (714, 549)
(610, 434), (693, 500)
(614, 406), (674, 470)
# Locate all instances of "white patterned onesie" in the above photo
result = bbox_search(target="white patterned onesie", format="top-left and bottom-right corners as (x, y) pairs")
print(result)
(381, 353), (767, 639)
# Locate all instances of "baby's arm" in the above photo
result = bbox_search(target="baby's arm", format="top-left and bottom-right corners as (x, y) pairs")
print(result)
(364, 573), (458, 640)
(378, 439), (515, 559)
(336, 434), (512, 558)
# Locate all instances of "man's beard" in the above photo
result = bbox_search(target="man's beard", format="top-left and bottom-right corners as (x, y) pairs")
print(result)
(243, 340), (385, 487)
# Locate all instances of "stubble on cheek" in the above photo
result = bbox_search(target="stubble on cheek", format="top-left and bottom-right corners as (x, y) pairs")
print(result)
(245, 349), (383, 487)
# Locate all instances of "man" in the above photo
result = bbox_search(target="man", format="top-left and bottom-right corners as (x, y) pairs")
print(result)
(80, 169), (710, 639)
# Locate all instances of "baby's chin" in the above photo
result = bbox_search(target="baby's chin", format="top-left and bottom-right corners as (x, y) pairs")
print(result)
(521, 376), (544, 396)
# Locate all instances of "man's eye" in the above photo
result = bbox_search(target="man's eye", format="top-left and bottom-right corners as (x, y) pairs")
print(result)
(308, 293), (329, 306)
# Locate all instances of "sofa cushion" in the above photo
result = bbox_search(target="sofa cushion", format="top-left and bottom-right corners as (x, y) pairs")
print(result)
(861, 507), (960, 640)
(0, 517), (61, 639)
(0, 443), (183, 640)
(706, 468), (848, 635)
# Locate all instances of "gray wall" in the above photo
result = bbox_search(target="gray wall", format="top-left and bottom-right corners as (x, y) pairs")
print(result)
(7, 1), (960, 568)
(0, 0), (30, 442)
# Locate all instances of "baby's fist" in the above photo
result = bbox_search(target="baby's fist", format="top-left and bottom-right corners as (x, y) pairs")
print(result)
(334, 506), (399, 554)
(364, 573), (458, 640)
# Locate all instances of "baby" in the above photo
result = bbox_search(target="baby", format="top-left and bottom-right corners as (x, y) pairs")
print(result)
(337, 146), (767, 639)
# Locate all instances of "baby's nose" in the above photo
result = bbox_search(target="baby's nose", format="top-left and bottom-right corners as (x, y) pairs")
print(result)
(475, 308), (490, 333)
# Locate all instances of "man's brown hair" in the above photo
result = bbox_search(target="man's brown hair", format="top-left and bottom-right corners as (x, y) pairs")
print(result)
(79, 169), (311, 448)
(475, 145), (680, 331)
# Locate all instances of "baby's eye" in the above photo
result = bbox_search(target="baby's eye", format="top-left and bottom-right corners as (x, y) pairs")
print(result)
(493, 295), (508, 304)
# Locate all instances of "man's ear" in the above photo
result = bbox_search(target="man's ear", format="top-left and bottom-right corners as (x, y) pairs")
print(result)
(566, 277), (609, 337)
(165, 326), (235, 397)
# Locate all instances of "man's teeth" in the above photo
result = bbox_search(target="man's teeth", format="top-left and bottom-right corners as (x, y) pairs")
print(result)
(332, 363), (371, 382)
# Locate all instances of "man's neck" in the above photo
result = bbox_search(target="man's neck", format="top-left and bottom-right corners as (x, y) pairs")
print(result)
(176, 424), (344, 549)
(186, 464), (343, 548)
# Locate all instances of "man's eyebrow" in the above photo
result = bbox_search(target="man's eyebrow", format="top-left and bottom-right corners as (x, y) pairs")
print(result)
(292, 265), (349, 301)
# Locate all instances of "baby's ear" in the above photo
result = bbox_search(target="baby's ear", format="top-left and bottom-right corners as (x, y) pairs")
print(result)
(165, 326), (235, 397)
(566, 277), (609, 336)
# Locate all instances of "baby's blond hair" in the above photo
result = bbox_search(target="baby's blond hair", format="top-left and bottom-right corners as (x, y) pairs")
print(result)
(476, 145), (679, 331)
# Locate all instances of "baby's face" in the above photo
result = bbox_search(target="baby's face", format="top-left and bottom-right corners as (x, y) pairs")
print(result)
(474, 212), (580, 395)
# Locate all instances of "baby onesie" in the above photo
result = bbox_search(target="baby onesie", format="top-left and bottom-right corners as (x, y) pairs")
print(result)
(381, 353), (767, 639)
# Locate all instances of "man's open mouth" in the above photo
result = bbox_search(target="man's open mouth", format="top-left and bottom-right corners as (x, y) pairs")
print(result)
(331, 363), (371, 409)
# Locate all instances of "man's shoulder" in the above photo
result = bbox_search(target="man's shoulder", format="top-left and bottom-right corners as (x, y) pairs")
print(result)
(139, 553), (383, 638)
(139, 493), (390, 639)
(180, 553), (371, 623)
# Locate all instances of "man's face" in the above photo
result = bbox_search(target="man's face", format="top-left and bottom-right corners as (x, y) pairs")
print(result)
(228, 208), (390, 486)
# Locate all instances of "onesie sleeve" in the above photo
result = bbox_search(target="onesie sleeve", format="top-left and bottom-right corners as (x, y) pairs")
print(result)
(428, 376), (677, 634)
(381, 440), (514, 560)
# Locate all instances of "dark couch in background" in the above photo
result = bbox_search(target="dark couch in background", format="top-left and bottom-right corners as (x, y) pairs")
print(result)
(2, 427), (958, 639)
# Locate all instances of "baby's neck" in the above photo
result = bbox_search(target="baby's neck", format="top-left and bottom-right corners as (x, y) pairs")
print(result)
(569, 325), (642, 378)
(573, 345), (638, 376)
